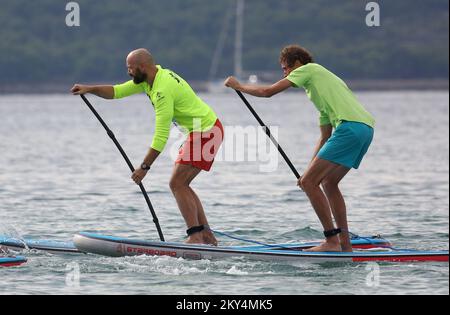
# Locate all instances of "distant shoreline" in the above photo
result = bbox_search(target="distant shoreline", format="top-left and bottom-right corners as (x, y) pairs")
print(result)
(0, 79), (448, 94)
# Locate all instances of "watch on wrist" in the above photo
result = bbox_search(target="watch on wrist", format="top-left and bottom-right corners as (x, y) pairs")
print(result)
(140, 163), (151, 171)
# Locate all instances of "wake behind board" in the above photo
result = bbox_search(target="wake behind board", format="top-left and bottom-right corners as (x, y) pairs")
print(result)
(0, 235), (81, 254)
(0, 256), (27, 267)
(74, 232), (449, 263)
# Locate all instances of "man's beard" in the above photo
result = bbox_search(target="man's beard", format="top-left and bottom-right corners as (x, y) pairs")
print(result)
(132, 69), (147, 84)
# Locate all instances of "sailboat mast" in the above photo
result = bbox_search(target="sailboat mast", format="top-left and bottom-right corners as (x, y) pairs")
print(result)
(234, 0), (244, 79)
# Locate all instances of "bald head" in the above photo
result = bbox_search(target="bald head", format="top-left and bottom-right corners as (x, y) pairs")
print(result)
(127, 48), (155, 67)
(126, 48), (157, 84)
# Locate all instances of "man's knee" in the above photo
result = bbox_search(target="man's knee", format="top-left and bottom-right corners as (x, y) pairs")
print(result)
(300, 176), (319, 192)
(170, 176), (186, 193)
(321, 178), (339, 195)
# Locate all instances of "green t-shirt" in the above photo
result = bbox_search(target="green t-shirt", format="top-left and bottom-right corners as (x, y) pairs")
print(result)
(287, 63), (375, 129)
(114, 66), (218, 152)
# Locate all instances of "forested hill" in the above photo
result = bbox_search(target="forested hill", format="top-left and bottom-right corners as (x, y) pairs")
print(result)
(0, 0), (448, 89)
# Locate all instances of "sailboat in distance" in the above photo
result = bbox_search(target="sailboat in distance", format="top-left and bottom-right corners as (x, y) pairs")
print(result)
(208, 0), (258, 93)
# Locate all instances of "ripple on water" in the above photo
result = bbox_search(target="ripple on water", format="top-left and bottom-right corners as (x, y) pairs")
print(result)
(0, 92), (448, 294)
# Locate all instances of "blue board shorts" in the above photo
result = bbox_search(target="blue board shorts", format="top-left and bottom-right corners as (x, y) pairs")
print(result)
(318, 121), (374, 169)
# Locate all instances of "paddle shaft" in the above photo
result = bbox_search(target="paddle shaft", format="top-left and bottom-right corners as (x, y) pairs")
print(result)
(80, 95), (165, 242)
(235, 90), (301, 179)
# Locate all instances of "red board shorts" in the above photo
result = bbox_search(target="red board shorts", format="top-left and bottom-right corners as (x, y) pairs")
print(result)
(176, 119), (224, 172)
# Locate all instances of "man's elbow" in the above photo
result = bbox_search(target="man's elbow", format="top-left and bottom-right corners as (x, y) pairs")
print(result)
(261, 88), (275, 98)
(106, 87), (116, 99)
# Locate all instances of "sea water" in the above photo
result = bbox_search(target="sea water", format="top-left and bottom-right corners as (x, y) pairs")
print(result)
(0, 91), (448, 295)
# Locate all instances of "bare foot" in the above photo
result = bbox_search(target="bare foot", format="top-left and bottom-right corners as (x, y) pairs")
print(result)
(202, 230), (218, 247)
(304, 241), (342, 252)
(339, 233), (353, 252)
(341, 245), (353, 253)
(185, 234), (205, 245)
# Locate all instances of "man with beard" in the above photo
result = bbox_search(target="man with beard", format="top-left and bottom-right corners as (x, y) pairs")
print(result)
(71, 49), (223, 245)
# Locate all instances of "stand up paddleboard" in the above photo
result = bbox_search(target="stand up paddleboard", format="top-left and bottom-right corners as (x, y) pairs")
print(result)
(73, 232), (449, 263)
(0, 233), (386, 255)
(1, 233), (447, 263)
(0, 256), (27, 267)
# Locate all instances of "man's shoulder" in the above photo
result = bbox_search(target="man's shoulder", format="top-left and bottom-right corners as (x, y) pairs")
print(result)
(299, 63), (323, 72)
(158, 66), (183, 83)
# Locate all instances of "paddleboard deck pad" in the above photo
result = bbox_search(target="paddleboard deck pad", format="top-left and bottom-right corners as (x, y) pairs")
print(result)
(74, 232), (449, 263)
(0, 256), (27, 267)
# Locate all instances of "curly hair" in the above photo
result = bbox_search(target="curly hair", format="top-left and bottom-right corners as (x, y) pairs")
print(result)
(279, 45), (314, 67)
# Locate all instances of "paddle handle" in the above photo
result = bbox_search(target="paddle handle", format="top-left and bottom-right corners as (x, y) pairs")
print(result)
(80, 95), (165, 242)
(235, 90), (301, 179)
